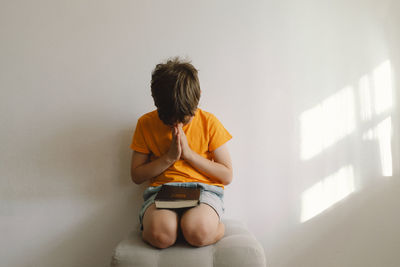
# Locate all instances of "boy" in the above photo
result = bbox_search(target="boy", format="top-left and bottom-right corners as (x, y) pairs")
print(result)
(130, 57), (233, 249)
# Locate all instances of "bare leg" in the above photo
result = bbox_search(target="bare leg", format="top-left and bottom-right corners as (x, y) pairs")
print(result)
(180, 203), (225, 247)
(142, 204), (179, 249)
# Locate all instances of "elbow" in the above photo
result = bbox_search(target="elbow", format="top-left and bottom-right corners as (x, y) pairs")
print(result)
(130, 169), (143, 185)
(131, 177), (141, 185)
(131, 176), (142, 185)
(221, 167), (233, 186)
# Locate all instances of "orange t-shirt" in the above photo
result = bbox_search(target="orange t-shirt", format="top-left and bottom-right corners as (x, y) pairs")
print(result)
(130, 108), (232, 188)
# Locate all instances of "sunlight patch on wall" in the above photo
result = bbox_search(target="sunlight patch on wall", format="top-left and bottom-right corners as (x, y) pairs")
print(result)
(299, 59), (395, 223)
(373, 60), (393, 114)
(358, 59), (393, 177)
(300, 87), (356, 160)
(363, 117), (393, 177)
(359, 60), (393, 120)
(300, 165), (355, 223)
(358, 74), (373, 121)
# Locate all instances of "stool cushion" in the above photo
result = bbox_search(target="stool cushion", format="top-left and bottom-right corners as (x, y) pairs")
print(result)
(111, 219), (266, 267)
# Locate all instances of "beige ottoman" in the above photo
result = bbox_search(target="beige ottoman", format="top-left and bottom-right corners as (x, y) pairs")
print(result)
(111, 219), (266, 267)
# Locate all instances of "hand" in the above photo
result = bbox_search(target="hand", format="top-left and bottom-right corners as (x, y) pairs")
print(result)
(177, 124), (193, 161)
(166, 126), (181, 163)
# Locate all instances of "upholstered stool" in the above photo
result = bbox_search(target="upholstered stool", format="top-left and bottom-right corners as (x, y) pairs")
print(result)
(111, 219), (266, 267)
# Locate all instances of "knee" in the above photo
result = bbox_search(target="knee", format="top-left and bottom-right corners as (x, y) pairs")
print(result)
(143, 224), (177, 249)
(181, 220), (213, 247)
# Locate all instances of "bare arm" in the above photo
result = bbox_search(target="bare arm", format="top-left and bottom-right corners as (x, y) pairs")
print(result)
(130, 152), (173, 184)
(178, 126), (233, 185)
(131, 127), (182, 184)
(184, 144), (233, 185)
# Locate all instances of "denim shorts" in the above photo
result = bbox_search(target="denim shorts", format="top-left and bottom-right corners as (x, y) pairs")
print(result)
(139, 182), (224, 229)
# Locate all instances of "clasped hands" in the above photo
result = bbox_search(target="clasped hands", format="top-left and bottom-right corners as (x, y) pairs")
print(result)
(166, 124), (193, 163)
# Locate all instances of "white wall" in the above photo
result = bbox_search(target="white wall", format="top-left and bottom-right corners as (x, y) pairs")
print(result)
(1, 0), (399, 266)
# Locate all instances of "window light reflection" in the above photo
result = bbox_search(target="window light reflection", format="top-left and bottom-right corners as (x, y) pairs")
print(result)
(373, 60), (393, 115)
(300, 87), (356, 160)
(363, 117), (393, 177)
(358, 74), (373, 121)
(299, 59), (395, 223)
(301, 165), (355, 223)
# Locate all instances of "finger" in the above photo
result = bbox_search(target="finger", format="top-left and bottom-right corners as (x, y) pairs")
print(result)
(171, 128), (176, 142)
(176, 127), (181, 141)
(177, 126), (183, 136)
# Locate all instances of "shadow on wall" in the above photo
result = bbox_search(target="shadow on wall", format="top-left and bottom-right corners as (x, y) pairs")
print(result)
(272, 54), (399, 267)
(298, 59), (396, 223)
(280, 178), (400, 267)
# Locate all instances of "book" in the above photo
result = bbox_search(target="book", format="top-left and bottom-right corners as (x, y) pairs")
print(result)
(155, 185), (200, 209)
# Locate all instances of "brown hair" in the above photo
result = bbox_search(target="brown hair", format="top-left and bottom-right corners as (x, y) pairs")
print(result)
(151, 57), (201, 125)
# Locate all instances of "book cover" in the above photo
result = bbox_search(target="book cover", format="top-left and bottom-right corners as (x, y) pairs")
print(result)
(155, 185), (200, 209)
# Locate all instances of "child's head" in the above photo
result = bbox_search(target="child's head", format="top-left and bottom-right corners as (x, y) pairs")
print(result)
(151, 57), (201, 126)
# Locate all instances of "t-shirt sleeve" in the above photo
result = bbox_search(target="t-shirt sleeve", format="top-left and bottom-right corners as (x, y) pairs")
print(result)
(130, 118), (150, 154)
(208, 114), (232, 152)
